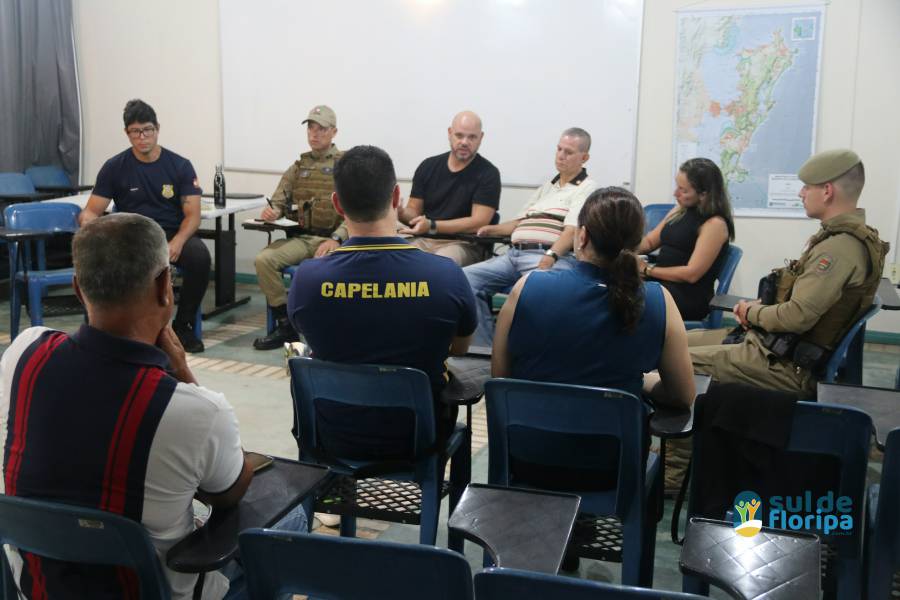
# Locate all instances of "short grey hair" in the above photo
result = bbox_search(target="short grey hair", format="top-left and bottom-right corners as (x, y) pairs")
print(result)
(562, 127), (591, 152)
(73, 213), (169, 307)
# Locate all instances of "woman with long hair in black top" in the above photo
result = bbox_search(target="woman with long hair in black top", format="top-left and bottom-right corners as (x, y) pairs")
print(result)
(638, 158), (735, 320)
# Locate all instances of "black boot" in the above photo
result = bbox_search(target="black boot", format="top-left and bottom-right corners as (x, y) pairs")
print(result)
(253, 305), (300, 350)
(173, 321), (204, 353)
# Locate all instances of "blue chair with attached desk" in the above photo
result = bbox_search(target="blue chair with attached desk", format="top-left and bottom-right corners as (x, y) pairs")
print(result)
(239, 528), (473, 599)
(5, 202), (81, 339)
(0, 173), (38, 197)
(684, 244), (743, 330)
(25, 165), (72, 188)
(289, 357), (471, 551)
(683, 399), (872, 599)
(0, 173), (57, 227)
(25, 165), (93, 199)
(643, 203), (673, 234)
(475, 567), (706, 599)
(821, 295), (882, 385)
(0, 495), (170, 600)
(485, 379), (661, 587)
(865, 427), (900, 599)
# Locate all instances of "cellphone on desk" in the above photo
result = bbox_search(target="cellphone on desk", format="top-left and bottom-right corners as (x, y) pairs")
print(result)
(245, 451), (274, 473)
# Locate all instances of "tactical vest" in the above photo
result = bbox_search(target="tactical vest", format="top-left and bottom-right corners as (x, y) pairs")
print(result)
(773, 219), (888, 350)
(280, 148), (343, 235)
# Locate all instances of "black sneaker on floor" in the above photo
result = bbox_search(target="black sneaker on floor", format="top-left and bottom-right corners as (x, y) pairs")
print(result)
(174, 323), (204, 353)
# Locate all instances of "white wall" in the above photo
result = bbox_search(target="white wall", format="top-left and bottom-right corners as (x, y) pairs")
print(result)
(634, 0), (900, 333)
(73, 0), (899, 333)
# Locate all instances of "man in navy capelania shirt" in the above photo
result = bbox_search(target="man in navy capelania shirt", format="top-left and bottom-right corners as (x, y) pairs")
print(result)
(80, 99), (209, 353)
(288, 145), (477, 457)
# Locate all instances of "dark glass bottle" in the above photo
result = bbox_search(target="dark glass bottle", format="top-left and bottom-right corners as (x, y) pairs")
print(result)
(213, 164), (226, 208)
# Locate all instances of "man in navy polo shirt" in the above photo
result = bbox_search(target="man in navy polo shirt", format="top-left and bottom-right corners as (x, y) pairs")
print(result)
(80, 99), (209, 353)
(0, 213), (252, 599)
(288, 145), (477, 456)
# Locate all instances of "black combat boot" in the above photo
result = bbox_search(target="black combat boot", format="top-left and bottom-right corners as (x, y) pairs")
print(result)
(253, 305), (300, 350)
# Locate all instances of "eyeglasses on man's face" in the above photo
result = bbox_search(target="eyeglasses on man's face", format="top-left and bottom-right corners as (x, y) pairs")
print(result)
(126, 125), (157, 139)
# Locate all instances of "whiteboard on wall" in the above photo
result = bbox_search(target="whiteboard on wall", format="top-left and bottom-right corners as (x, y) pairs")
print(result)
(219, 0), (644, 187)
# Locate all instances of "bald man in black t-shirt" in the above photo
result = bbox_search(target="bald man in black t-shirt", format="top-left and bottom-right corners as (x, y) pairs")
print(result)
(398, 111), (501, 266)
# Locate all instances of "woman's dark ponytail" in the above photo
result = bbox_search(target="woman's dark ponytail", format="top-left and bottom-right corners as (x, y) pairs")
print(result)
(578, 187), (645, 332)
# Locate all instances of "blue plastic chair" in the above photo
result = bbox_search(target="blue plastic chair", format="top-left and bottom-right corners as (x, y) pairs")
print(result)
(5, 202), (81, 338)
(289, 357), (470, 550)
(0, 495), (170, 600)
(643, 203), (673, 234)
(684, 244), (743, 330)
(822, 296), (882, 385)
(25, 165), (71, 187)
(684, 400), (872, 599)
(0, 173), (38, 195)
(239, 528), (473, 599)
(0, 173), (42, 228)
(485, 379), (660, 587)
(865, 428), (900, 599)
(475, 567), (706, 599)
(25, 165), (93, 199)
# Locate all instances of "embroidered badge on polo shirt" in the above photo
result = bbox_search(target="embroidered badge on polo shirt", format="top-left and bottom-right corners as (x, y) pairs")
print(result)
(815, 254), (834, 274)
(161, 184), (174, 199)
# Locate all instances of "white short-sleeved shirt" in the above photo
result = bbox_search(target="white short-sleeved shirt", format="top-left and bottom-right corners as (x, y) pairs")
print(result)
(0, 326), (244, 600)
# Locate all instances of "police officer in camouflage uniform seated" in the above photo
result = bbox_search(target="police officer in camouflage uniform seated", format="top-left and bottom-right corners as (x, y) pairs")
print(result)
(662, 149), (889, 492)
(253, 105), (349, 350)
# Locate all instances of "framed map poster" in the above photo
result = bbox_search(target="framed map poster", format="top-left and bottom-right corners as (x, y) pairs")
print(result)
(673, 6), (825, 217)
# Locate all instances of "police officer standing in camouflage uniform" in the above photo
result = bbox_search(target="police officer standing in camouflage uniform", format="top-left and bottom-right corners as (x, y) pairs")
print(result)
(253, 105), (348, 350)
(663, 149), (888, 491)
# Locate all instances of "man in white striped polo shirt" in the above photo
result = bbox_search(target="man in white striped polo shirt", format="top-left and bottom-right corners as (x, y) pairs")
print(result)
(464, 128), (598, 346)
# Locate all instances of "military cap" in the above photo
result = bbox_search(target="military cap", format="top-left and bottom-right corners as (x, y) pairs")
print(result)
(302, 105), (337, 128)
(798, 149), (861, 184)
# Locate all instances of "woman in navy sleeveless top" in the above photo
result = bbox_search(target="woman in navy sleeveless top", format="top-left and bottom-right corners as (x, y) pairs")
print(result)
(491, 187), (695, 494)
(493, 187), (695, 406)
(638, 158), (735, 320)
